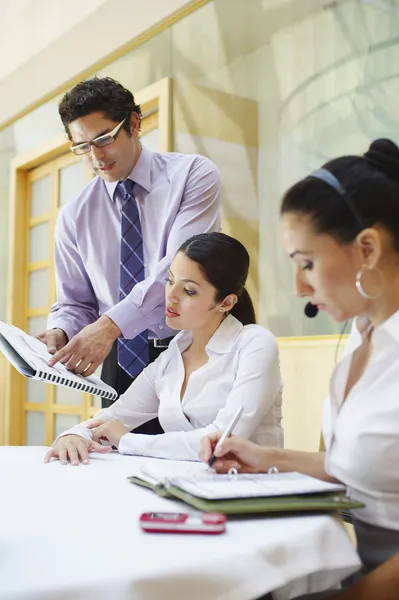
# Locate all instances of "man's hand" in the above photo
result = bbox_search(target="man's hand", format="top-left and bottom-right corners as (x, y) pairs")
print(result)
(87, 419), (129, 449)
(47, 315), (121, 377)
(44, 434), (112, 466)
(37, 328), (68, 355)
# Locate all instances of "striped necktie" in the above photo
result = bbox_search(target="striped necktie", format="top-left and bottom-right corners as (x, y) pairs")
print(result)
(117, 179), (149, 377)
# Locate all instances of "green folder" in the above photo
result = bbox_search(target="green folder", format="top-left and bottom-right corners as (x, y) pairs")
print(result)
(127, 475), (364, 515)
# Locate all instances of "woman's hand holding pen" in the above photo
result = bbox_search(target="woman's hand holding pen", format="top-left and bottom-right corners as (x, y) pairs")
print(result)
(199, 432), (282, 474)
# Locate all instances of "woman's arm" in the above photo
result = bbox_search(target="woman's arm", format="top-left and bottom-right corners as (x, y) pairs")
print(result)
(272, 448), (337, 482)
(52, 361), (161, 444)
(331, 553), (399, 600)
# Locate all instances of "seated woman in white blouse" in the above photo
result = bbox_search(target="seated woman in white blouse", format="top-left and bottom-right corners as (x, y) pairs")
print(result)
(200, 139), (399, 599)
(45, 232), (283, 465)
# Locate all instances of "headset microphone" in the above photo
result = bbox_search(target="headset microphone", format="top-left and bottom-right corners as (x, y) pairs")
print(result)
(304, 302), (319, 318)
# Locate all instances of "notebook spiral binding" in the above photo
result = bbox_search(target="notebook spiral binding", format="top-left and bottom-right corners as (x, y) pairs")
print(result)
(36, 370), (114, 399)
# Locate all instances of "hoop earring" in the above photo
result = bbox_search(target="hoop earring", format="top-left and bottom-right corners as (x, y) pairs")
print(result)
(355, 264), (385, 300)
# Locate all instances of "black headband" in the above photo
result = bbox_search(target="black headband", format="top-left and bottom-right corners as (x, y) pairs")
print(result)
(308, 168), (366, 231)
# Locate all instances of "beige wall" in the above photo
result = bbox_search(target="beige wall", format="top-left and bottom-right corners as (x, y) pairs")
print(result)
(0, 0), (202, 129)
(0, 0), (108, 81)
(0, 355), (6, 445)
(279, 338), (347, 452)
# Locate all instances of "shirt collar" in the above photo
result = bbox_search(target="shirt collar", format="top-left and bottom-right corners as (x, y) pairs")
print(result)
(103, 145), (153, 202)
(378, 308), (399, 345)
(349, 309), (399, 352)
(171, 315), (244, 355)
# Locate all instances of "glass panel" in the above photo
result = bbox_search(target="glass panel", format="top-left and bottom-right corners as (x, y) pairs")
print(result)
(27, 315), (48, 336)
(54, 414), (81, 438)
(97, 28), (171, 93)
(92, 396), (102, 409)
(59, 161), (88, 207)
(92, 365), (103, 409)
(140, 128), (159, 152)
(26, 380), (46, 403)
(29, 221), (50, 262)
(25, 411), (45, 445)
(30, 175), (51, 218)
(28, 268), (49, 309)
(13, 100), (62, 154)
(170, 0), (348, 336)
(55, 386), (83, 406)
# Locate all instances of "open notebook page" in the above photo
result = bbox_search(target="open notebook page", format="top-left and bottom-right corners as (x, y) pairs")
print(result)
(167, 472), (345, 500)
(137, 461), (210, 484)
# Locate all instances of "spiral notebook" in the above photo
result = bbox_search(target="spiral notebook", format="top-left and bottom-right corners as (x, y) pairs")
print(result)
(0, 321), (117, 401)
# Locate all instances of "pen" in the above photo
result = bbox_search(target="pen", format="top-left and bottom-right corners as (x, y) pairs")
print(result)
(208, 405), (244, 467)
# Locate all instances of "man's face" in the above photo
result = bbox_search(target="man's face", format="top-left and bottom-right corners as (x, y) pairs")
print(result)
(68, 111), (140, 182)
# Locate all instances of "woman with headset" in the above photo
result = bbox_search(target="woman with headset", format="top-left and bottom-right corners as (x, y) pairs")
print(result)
(201, 139), (399, 599)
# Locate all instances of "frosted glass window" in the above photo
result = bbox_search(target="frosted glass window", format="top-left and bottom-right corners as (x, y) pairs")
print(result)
(140, 128), (159, 151)
(92, 364), (103, 409)
(54, 414), (81, 438)
(27, 380), (46, 403)
(28, 316), (48, 336)
(55, 385), (83, 406)
(25, 411), (45, 445)
(92, 396), (102, 409)
(59, 161), (88, 207)
(30, 175), (51, 218)
(29, 222), (50, 262)
(28, 269), (49, 309)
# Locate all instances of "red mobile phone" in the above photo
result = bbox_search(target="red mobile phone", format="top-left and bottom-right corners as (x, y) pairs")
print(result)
(139, 512), (226, 534)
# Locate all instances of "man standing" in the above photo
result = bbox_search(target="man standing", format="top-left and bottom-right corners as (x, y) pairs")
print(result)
(39, 77), (221, 432)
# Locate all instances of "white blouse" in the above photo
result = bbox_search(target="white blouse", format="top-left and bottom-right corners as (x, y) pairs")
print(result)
(59, 315), (284, 460)
(323, 311), (399, 530)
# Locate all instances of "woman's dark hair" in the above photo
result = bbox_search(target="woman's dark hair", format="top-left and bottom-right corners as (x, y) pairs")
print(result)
(178, 232), (256, 325)
(58, 77), (141, 139)
(281, 138), (399, 252)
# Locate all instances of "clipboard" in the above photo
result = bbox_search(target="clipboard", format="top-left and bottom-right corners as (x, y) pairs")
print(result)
(127, 470), (365, 515)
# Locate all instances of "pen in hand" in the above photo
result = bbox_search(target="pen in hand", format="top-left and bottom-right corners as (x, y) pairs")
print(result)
(208, 405), (244, 467)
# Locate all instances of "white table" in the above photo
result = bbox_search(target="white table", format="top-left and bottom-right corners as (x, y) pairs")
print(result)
(0, 447), (361, 600)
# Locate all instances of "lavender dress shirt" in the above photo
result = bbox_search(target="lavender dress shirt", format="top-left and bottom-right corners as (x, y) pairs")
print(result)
(48, 146), (222, 340)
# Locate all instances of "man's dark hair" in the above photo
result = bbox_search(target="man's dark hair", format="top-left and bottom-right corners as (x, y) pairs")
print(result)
(281, 139), (399, 253)
(178, 232), (256, 325)
(58, 77), (141, 139)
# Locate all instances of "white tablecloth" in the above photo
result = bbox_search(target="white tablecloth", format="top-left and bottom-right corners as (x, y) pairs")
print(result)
(0, 447), (361, 600)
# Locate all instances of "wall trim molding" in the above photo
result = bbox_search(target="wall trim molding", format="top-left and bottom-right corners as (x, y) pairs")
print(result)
(277, 334), (349, 349)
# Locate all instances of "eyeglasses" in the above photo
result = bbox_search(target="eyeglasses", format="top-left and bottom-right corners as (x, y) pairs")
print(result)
(70, 118), (127, 155)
